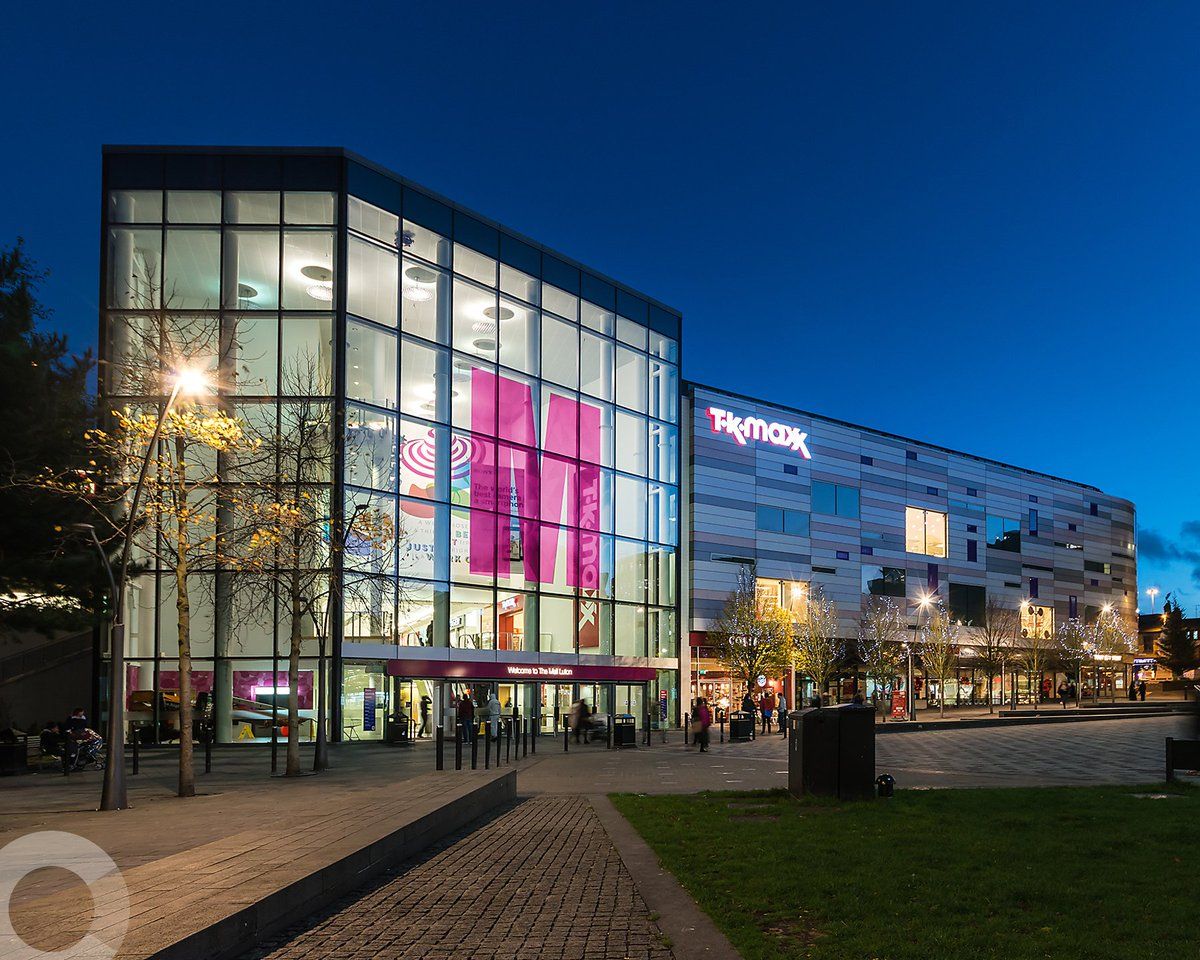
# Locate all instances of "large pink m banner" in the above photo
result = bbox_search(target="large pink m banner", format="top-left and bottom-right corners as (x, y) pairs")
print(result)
(470, 370), (602, 647)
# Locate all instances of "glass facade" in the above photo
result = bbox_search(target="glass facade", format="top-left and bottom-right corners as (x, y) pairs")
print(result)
(100, 148), (682, 744)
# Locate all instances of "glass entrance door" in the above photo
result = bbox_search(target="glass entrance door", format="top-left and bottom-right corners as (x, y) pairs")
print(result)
(539, 683), (572, 733)
(614, 684), (644, 724)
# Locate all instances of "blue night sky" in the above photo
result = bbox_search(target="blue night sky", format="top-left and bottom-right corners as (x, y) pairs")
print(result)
(3, 2), (1198, 610)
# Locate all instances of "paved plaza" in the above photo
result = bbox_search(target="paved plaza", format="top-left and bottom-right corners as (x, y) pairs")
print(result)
(247, 797), (672, 960)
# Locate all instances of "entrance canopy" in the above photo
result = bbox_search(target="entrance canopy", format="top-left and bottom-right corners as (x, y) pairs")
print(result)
(385, 659), (657, 683)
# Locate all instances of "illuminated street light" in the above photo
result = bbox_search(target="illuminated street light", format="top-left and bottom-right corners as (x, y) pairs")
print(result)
(1145, 586), (1160, 612)
(97, 364), (210, 811)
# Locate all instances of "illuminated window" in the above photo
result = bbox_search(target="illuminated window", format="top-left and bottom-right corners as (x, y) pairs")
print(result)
(1020, 602), (1054, 640)
(905, 507), (947, 557)
(755, 578), (808, 618)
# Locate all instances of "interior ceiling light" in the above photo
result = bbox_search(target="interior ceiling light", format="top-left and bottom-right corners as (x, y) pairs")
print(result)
(472, 338), (497, 352)
(483, 305), (515, 322)
(403, 284), (433, 302)
(405, 265), (438, 284)
(301, 265), (334, 302)
(237, 283), (258, 299)
(402, 264), (438, 303)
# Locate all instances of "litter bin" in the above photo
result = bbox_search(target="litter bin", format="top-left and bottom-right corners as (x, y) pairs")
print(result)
(728, 710), (754, 742)
(612, 713), (637, 749)
(789, 704), (875, 801)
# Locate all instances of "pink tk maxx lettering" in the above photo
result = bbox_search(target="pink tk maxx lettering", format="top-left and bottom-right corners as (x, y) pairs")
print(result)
(705, 406), (811, 458)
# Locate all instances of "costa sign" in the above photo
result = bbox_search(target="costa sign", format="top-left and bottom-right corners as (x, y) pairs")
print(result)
(705, 407), (812, 458)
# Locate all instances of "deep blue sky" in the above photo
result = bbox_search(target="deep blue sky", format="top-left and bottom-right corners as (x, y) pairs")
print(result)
(3, 2), (1197, 610)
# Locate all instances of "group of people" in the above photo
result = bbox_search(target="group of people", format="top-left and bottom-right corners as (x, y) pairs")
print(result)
(453, 690), (504, 743)
(1053, 678), (1149, 707)
(40, 708), (105, 771)
(739, 689), (790, 734)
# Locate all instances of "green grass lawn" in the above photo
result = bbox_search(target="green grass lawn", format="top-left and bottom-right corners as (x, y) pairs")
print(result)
(612, 784), (1198, 960)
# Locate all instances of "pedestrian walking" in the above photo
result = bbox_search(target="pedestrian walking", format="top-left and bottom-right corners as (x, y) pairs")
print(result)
(418, 695), (432, 737)
(487, 690), (502, 742)
(696, 698), (713, 753)
(1057, 680), (1069, 709)
(1139, 679), (1147, 702)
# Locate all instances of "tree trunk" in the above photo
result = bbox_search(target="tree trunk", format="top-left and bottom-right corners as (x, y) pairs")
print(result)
(939, 676), (946, 718)
(987, 673), (994, 714)
(176, 555), (195, 798)
(286, 572), (302, 777)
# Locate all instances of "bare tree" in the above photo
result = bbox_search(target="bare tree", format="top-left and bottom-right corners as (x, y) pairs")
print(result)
(857, 596), (905, 721)
(230, 352), (396, 775)
(709, 569), (795, 698)
(798, 586), (843, 706)
(919, 600), (959, 718)
(1018, 605), (1055, 706)
(1057, 617), (1090, 707)
(1089, 607), (1136, 703)
(975, 595), (1019, 713)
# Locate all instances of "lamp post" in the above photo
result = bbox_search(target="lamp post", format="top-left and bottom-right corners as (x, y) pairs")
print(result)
(909, 592), (934, 720)
(90, 369), (207, 811)
(1145, 587), (1159, 614)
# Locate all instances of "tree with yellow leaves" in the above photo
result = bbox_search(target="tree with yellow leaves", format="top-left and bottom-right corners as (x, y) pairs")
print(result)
(709, 569), (795, 701)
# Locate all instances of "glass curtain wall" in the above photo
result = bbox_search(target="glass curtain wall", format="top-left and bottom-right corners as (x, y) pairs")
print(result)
(106, 185), (336, 743)
(342, 194), (680, 671)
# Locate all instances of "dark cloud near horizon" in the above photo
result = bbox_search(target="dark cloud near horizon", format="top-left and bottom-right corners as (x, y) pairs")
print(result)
(1139, 525), (1200, 590)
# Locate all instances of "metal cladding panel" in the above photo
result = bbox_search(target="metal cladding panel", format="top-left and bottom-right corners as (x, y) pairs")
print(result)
(687, 383), (1137, 635)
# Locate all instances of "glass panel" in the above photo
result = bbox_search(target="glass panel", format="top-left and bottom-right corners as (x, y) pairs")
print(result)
(615, 603), (646, 657)
(615, 474), (647, 539)
(539, 596), (575, 654)
(397, 580), (438, 647)
(616, 410), (647, 475)
(925, 511), (947, 558)
(906, 507), (926, 553)
(812, 481), (837, 516)
(397, 499), (442, 580)
(452, 279), (499, 359)
(399, 418), (448, 502)
(540, 386), (578, 458)
(650, 332), (678, 363)
(346, 405), (398, 491)
(836, 486), (860, 519)
(401, 258), (450, 343)
(647, 545), (677, 606)
(282, 231), (335, 309)
(280, 315), (334, 395)
(541, 314), (579, 388)
(223, 229), (278, 310)
(581, 300), (615, 336)
(615, 539), (646, 602)
(226, 315), (278, 395)
(402, 220), (451, 266)
(164, 229), (220, 308)
(497, 299), (538, 375)
(454, 243), (497, 287)
(107, 228), (161, 308)
(500, 264), (539, 305)
(348, 236), (398, 327)
(649, 360), (679, 423)
(344, 490), (398, 578)
(452, 356), (496, 433)
(450, 585), (495, 649)
(648, 483), (677, 545)
(580, 331), (613, 400)
(167, 191), (221, 224)
(225, 191), (279, 224)
(284, 191), (336, 225)
(399, 338), (448, 422)
(542, 284), (577, 320)
(346, 320), (397, 409)
(615, 345), (647, 413)
(109, 189), (162, 223)
(349, 196), (400, 246)
(616, 316), (648, 350)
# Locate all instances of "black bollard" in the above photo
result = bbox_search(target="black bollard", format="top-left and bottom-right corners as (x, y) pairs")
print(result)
(531, 712), (537, 754)
(131, 734), (139, 775)
(471, 727), (479, 770)
(607, 714), (614, 749)
(204, 732), (212, 774)
(485, 725), (492, 769)
(505, 718), (512, 764)
(683, 713), (690, 746)
(564, 719), (569, 752)
(522, 717), (528, 757)
(720, 714), (725, 743)
(435, 725), (444, 771)
(455, 721), (463, 770)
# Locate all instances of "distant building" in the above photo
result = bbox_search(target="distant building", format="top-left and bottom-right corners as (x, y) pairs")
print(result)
(1136, 612), (1200, 687)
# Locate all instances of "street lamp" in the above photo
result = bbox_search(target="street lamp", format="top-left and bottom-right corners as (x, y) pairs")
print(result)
(89, 367), (209, 811)
(909, 592), (934, 720)
(1145, 587), (1160, 614)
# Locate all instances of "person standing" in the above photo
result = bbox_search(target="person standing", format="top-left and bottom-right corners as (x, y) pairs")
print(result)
(1057, 680), (1070, 709)
(458, 692), (475, 742)
(696, 698), (713, 753)
(1139, 679), (1148, 702)
(777, 691), (788, 737)
(760, 690), (776, 734)
(487, 689), (502, 742)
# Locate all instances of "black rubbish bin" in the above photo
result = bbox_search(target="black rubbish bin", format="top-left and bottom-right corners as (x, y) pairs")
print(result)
(790, 704), (875, 801)
(612, 714), (637, 749)
(0, 739), (30, 776)
(728, 710), (754, 742)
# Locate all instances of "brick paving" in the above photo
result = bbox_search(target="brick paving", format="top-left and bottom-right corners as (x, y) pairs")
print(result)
(247, 796), (671, 960)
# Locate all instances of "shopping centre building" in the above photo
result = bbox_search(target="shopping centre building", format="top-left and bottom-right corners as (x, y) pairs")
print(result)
(98, 145), (1137, 743)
